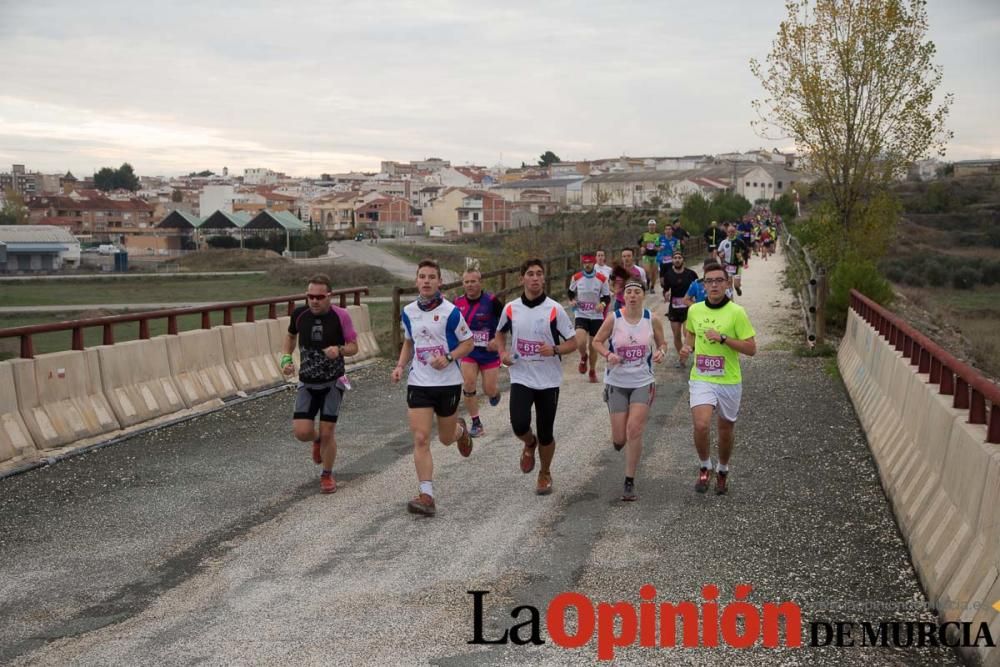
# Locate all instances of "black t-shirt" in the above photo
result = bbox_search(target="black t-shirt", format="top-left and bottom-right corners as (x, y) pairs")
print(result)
(288, 305), (349, 383)
(661, 267), (698, 310)
(672, 226), (690, 241)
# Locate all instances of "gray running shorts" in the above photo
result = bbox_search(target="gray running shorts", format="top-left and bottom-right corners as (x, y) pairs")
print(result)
(603, 383), (656, 414)
(294, 380), (343, 423)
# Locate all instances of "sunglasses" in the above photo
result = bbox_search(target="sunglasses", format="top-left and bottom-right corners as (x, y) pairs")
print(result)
(704, 278), (727, 285)
(306, 293), (329, 300)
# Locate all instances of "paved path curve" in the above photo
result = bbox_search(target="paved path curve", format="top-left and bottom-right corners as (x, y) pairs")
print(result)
(0, 250), (956, 666)
(328, 239), (460, 282)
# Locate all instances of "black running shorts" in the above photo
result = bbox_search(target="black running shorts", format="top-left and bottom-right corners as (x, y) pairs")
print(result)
(407, 384), (461, 417)
(574, 317), (602, 337)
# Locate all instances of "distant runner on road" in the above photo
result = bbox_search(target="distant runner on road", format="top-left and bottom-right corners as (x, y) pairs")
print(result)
(495, 259), (577, 496)
(592, 280), (667, 501)
(391, 260), (475, 517)
(568, 251), (611, 384)
(679, 262), (757, 496)
(639, 219), (662, 291)
(280, 273), (359, 495)
(659, 250), (698, 368)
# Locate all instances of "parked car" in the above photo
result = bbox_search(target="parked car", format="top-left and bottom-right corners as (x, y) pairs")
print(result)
(97, 244), (118, 255)
(354, 233), (365, 242)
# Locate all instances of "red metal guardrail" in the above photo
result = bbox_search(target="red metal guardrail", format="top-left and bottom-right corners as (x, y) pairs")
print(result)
(0, 287), (369, 359)
(850, 289), (1000, 444)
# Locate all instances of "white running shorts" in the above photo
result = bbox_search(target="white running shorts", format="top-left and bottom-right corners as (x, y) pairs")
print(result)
(688, 380), (743, 422)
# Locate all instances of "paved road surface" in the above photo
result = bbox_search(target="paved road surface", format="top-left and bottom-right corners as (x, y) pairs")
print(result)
(328, 239), (459, 282)
(0, 251), (956, 665)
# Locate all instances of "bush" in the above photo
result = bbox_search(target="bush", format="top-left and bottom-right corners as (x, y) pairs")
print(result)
(772, 192), (797, 220)
(951, 266), (980, 290)
(206, 235), (240, 249)
(307, 245), (328, 258)
(826, 254), (895, 326)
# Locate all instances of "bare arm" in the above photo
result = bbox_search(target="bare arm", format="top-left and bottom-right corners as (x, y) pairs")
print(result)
(726, 336), (757, 357)
(591, 315), (616, 359)
(651, 317), (668, 363)
(391, 339), (414, 383)
(451, 337), (475, 360)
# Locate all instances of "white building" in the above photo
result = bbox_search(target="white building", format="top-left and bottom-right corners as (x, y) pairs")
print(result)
(0, 225), (80, 273)
(244, 168), (278, 185)
(200, 185), (235, 215)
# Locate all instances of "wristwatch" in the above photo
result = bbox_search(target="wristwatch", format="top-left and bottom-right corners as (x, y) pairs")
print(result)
(719, 334), (728, 345)
(445, 352), (454, 362)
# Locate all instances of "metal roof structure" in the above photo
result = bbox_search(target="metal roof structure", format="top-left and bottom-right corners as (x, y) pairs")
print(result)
(155, 210), (203, 229)
(200, 210), (251, 229)
(0, 225), (79, 244)
(244, 210), (309, 231)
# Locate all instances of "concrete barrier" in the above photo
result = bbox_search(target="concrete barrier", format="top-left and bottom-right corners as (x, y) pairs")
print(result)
(10, 350), (120, 450)
(219, 321), (284, 393)
(839, 308), (1000, 666)
(165, 328), (237, 409)
(0, 361), (37, 466)
(345, 305), (370, 362)
(96, 338), (188, 428)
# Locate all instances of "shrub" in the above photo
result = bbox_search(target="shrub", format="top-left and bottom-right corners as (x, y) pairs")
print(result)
(206, 235), (240, 249)
(307, 245), (328, 258)
(951, 266), (980, 290)
(826, 254), (895, 326)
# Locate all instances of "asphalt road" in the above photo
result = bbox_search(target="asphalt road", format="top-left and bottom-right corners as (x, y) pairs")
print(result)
(0, 253), (958, 666)
(328, 239), (460, 282)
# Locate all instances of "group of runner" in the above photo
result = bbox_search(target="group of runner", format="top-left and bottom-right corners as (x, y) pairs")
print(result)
(280, 216), (760, 517)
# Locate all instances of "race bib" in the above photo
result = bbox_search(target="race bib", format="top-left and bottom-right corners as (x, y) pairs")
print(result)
(472, 330), (490, 347)
(415, 345), (446, 365)
(516, 338), (543, 358)
(671, 297), (687, 309)
(696, 354), (726, 376)
(646, 242), (655, 250)
(576, 301), (596, 313)
(725, 264), (738, 275)
(617, 345), (646, 364)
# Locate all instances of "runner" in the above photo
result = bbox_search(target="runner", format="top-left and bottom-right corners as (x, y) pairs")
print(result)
(495, 259), (577, 496)
(568, 252), (612, 383)
(638, 220), (661, 291)
(660, 249), (699, 368)
(685, 258), (734, 306)
(716, 224), (748, 298)
(594, 249), (613, 280)
(738, 219), (753, 266)
(671, 217), (691, 247)
(454, 268), (504, 438)
(280, 273), (359, 495)
(619, 247), (647, 287)
(610, 264), (631, 311)
(760, 223), (773, 262)
(679, 262), (757, 495)
(391, 259), (476, 517)
(592, 280), (667, 501)
(703, 220), (724, 262)
(655, 225), (681, 288)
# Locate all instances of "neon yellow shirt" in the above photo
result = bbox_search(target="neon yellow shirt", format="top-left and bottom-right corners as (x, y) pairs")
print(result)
(685, 300), (756, 384)
(640, 232), (660, 257)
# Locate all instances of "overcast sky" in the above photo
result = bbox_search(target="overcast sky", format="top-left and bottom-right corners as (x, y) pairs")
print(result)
(1, 0), (996, 177)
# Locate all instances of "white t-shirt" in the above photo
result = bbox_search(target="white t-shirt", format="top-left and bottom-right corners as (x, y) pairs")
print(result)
(605, 308), (655, 389)
(402, 298), (472, 387)
(497, 295), (575, 390)
(595, 264), (613, 279)
(625, 263), (647, 284)
(569, 270), (611, 321)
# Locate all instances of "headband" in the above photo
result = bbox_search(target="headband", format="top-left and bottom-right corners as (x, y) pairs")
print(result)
(624, 280), (645, 292)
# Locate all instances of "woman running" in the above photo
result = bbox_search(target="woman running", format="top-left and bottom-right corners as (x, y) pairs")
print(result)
(592, 280), (668, 501)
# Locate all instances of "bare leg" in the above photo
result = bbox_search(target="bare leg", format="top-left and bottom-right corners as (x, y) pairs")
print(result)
(624, 403), (650, 477)
(717, 416), (736, 466)
(691, 404), (715, 462)
(408, 408), (434, 482)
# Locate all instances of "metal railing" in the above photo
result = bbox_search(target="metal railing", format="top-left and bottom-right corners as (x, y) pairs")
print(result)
(781, 227), (827, 344)
(0, 287), (369, 359)
(851, 289), (1000, 444)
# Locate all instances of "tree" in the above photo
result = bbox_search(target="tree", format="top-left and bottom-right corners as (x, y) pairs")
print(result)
(188, 170), (214, 177)
(0, 189), (28, 225)
(537, 151), (562, 167)
(680, 192), (712, 230)
(94, 167), (116, 191)
(171, 189), (184, 203)
(750, 0), (951, 261)
(94, 163), (140, 191)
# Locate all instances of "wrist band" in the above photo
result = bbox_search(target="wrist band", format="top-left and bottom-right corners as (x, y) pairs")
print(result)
(279, 354), (293, 368)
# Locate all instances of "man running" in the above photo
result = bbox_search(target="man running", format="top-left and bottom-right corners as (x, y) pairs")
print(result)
(679, 262), (757, 495)
(568, 251), (612, 383)
(619, 247), (647, 286)
(391, 259), (475, 517)
(455, 268), (504, 437)
(495, 259), (577, 496)
(703, 220), (724, 262)
(592, 279), (667, 501)
(638, 219), (661, 291)
(594, 249), (613, 280)
(281, 273), (359, 494)
(716, 224), (748, 298)
(671, 217), (690, 246)
(655, 225), (681, 287)
(685, 258), (734, 306)
(660, 249), (698, 368)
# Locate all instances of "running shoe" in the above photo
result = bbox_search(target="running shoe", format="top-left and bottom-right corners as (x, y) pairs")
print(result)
(715, 471), (729, 495)
(488, 393), (501, 407)
(469, 419), (485, 438)
(520, 437), (537, 473)
(456, 418), (473, 457)
(578, 353), (588, 374)
(622, 479), (637, 501)
(312, 438), (322, 464)
(320, 473), (336, 494)
(736, 286), (743, 296)
(536, 471), (553, 495)
(695, 467), (712, 493)
(588, 369), (598, 383)
(407, 493), (436, 516)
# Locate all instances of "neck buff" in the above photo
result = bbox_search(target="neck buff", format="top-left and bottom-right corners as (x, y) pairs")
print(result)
(417, 291), (443, 312)
(705, 296), (730, 309)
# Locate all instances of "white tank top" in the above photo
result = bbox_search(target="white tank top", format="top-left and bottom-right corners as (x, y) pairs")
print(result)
(605, 308), (655, 389)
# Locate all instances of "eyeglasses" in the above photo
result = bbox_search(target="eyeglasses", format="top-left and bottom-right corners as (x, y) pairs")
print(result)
(306, 294), (328, 300)
(703, 278), (727, 285)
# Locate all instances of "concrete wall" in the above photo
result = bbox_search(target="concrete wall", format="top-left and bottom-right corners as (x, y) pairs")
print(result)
(839, 309), (999, 666)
